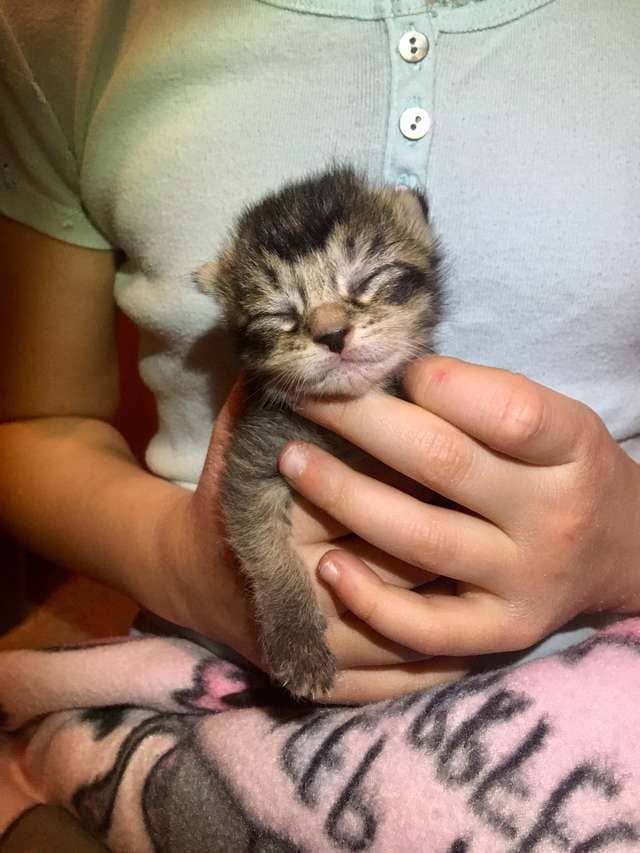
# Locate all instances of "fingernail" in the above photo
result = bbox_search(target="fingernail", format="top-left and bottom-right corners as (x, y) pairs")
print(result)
(279, 443), (308, 479)
(318, 559), (340, 586)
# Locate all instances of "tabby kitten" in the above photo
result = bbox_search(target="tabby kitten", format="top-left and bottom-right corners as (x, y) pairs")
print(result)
(197, 167), (443, 699)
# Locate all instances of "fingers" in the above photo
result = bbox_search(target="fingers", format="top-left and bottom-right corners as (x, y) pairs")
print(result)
(404, 356), (594, 466)
(327, 611), (428, 667)
(325, 577), (457, 668)
(318, 551), (523, 657)
(289, 492), (349, 546)
(333, 535), (432, 588)
(294, 391), (520, 523)
(326, 656), (470, 705)
(280, 441), (514, 589)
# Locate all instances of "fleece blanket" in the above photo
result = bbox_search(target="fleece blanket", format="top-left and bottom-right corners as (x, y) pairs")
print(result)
(1, 621), (640, 852)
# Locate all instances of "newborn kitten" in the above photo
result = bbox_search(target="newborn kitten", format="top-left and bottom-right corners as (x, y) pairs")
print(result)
(197, 167), (443, 699)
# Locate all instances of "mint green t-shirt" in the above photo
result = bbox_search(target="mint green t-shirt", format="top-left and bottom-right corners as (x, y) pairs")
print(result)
(1, 0), (638, 484)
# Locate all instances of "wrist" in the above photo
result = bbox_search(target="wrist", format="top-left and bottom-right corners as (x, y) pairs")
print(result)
(146, 485), (206, 628)
(593, 455), (640, 615)
(619, 459), (640, 613)
(149, 485), (259, 661)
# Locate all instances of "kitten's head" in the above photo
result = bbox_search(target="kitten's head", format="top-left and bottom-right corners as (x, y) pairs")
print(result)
(197, 167), (442, 405)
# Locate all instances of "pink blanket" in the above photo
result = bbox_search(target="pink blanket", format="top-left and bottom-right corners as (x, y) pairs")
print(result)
(1, 620), (640, 851)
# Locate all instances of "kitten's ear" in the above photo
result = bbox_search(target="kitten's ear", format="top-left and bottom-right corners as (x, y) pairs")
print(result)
(389, 187), (432, 242)
(193, 259), (219, 294)
(395, 187), (429, 227)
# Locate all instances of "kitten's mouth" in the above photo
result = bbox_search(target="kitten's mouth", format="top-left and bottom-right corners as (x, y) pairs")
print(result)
(338, 353), (384, 365)
(305, 352), (399, 398)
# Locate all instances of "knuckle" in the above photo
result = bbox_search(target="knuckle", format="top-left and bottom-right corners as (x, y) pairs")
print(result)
(412, 426), (473, 489)
(503, 603), (547, 650)
(552, 506), (591, 547)
(544, 479), (596, 549)
(495, 377), (547, 448)
(487, 612), (522, 651)
(572, 412), (616, 501)
(575, 403), (607, 457)
(406, 514), (458, 572)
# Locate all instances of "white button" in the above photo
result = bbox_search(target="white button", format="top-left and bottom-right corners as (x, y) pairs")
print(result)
(398, 31), (429, 63)
(399, 108), (431, 140)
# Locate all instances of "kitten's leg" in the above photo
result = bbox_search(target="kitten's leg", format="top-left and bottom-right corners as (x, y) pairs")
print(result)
(223, 472), (337, 700)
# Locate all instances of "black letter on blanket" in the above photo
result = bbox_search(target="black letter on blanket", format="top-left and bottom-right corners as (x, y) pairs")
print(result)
(297, 715), (371, 807)
(281, 710), (336, 784)
(561, 634), (640, 664)
(438, 690), (531, 786)
(326, 736), (385, 851)
(572, 823), (640, 852)
(408, 672), (504, 753)
(469, 718), (549, 839)
(514, 763), (638, 852)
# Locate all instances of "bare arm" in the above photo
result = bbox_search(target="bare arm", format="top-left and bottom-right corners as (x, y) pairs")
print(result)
(0, 215), (249, 649)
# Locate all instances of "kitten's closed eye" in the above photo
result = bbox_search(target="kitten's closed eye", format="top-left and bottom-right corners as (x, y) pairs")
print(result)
(248, 310), (299, 333)
(349, 263), (421, 305)
(349, 270), (385, 303)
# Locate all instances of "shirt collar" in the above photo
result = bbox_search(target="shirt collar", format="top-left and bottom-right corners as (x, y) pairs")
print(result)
(254, 0), (557, 29)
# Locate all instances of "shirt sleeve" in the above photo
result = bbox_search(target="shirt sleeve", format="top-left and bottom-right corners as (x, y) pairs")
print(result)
(0, 4), (112, 249)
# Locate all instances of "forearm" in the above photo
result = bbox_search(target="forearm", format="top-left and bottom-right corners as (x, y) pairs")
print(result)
(0, 416), (193, 614)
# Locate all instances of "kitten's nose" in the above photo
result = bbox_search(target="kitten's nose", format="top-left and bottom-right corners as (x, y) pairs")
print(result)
(309, 303), (350, 353)
(315, 327), (350, 354)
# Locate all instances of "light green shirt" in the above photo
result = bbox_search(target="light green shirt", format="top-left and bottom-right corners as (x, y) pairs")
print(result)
(1, 0), (639, 486)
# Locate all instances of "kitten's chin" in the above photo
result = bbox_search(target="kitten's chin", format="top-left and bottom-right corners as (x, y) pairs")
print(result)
(307, 371), (374, 399)
(301, 358), (399, 400)
(265, 352), (411, 406)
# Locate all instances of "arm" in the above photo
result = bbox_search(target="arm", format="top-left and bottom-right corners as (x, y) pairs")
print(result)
(0, 215), (252, 654)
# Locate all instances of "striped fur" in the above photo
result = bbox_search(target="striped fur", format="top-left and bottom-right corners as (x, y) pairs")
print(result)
(197, 167), (443, 698)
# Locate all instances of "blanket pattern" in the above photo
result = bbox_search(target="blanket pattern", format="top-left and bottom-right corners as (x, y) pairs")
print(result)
(1, 622), (640, 852)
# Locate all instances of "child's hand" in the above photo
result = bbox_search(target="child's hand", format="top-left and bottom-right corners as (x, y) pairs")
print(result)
(164, 375), (468, 704)
(280, 356), (640, 658)
(154, 376), (262, 664)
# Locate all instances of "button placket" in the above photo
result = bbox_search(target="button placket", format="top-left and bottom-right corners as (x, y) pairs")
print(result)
(383, 12), (437, 195)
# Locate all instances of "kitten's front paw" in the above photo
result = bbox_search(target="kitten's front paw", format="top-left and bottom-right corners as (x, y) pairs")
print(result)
(265, 634), (337, 700)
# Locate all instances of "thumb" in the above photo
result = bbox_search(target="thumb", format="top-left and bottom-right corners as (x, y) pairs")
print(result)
(200, 374), (246, 487)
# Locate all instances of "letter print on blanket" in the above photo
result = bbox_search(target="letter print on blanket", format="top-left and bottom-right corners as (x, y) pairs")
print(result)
(1, 622), (640, 851)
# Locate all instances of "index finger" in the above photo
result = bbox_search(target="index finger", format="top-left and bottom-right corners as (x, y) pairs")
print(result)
(296, 390), (511, 520)
(404, 356), (594, 466)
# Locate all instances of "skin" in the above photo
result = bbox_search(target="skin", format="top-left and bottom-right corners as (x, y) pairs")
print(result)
(279, 356), (640, 658)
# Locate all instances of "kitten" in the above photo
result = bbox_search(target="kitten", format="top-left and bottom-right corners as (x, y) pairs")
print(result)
(197, 167), (443, 699)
